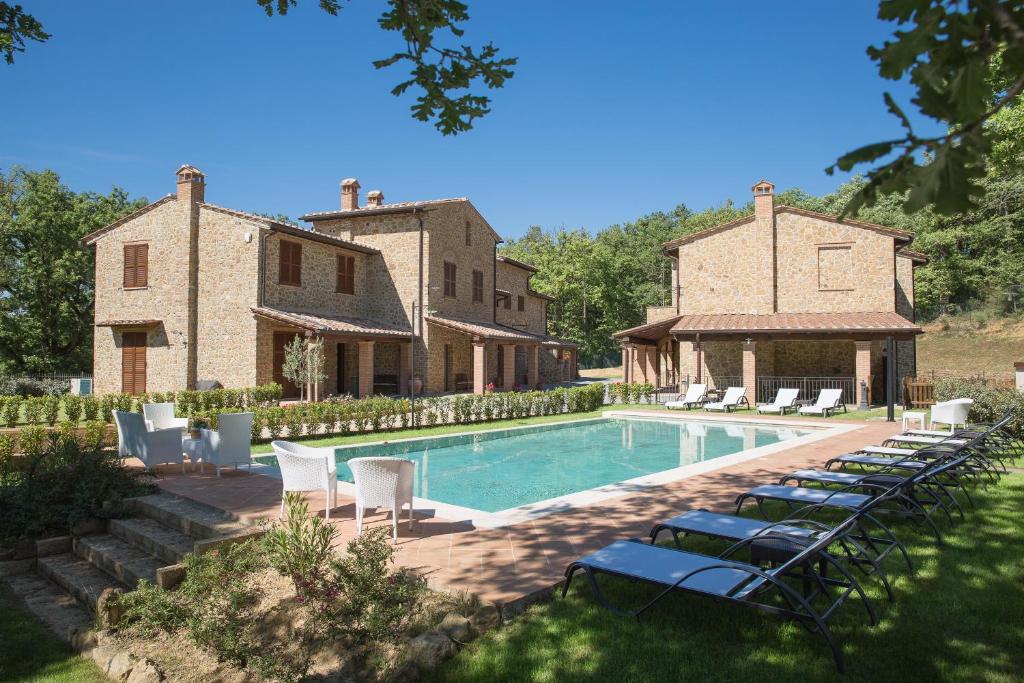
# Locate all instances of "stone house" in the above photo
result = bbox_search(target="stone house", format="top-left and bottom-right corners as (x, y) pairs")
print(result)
(84, 165), (577, 397)
(612, 180), (927, 406)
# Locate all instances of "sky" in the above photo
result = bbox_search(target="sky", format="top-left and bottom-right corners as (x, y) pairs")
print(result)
(2, 1), (941, 239)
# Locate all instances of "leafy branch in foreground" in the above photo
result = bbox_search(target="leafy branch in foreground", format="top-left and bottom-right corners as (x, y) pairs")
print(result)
(828, 0), (1024, 216)
(0, 2), (49, 64)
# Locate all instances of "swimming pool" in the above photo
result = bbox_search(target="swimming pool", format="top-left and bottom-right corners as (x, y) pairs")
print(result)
(256, 417), (817, 517)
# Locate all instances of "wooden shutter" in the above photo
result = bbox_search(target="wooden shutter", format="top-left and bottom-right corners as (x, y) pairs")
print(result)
(444, 262), (456, 297)
(279, 241), (302, 286)
(517, 295), (525, 311)
(337, 255), (355, 294)
(121, 332), (147, 395)
(123, 244), (148, 288)
(472, 270), (483, 302)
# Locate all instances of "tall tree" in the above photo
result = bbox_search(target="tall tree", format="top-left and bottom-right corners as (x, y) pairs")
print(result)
(0, 167), (146, 373)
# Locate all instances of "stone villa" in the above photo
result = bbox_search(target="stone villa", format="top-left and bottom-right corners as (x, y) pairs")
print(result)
(84, 165), (577, 397)
(613, 180), (927, 405)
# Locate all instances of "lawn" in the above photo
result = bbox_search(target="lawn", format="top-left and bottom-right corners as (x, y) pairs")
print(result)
(0, 586), (106, 683)
(434, 470), (1024, 682)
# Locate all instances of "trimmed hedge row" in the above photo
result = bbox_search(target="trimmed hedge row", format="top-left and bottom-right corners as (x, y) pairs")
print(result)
(607, 382), (656, 404)
(0, 383), (283, 428)
(194, 383), (608, 442)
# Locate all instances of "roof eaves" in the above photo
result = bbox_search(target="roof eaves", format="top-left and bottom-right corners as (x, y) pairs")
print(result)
(497, 255), (539, 272)
(775, 205), (914, 243)
(82, 195), (176, 245)
(661, 215), (755, 252)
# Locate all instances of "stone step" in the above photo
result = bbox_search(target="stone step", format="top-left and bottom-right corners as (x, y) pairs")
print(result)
(126, 492), (253, 541)
(37, 553), (125, 614)
(73, 535), (165, 589)
(109, 518), (196, 565)
(3, 572), (97, 651)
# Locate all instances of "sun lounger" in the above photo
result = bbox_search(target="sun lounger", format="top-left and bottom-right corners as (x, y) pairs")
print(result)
(797, 388), (845, 417)
(703, 386), (748, 412)
(665, 383), (707, 410)
(756, 388), (800, 414)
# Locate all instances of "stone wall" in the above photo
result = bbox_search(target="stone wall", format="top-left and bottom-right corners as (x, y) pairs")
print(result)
(771, 340), (856, 377)
(92, 199), (192, 394)
(646, 306), (677, 325)
(774, 212), (896, 313)
(495, 261), (547, 336)
(702, 341), (742, 388)
(676, 219), (774, 314)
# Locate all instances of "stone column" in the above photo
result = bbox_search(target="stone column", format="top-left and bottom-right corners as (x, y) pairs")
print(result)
(742, 341), (757, 405)
(472, 341), (487, 395)
(621, 346), (631, 383)
(357, 340), (374, 398)
(398, 342), (411, 395)
(855, 340), (872, 406)
(502, 344), (517, 390)
(527, 344), (540, 388)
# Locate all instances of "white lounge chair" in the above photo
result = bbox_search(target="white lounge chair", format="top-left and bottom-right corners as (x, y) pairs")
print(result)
(703, 387), (749, 413)
(797, 388), (846, 417)
(928, 398), (974, 433)
(756, 388), (800, 414)
(271, 440), (338, 519)
(348, 456), (415, 540)
(142, 402), (189, 432)
(665, 383), (707, 410)
(112, 410), (185, 472)
(200, 412), (254, 477)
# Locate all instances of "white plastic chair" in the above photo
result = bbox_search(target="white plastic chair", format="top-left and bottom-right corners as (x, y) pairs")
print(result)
(929, 398), (974, 433)
(347, 456), (415, 541)
(665, 384), (707, 410)
(112, 410), (185, 472)
(142, 403), (189, 432)
(703, 387), (749, 412)
(797, 388), (845, 417)
(272, 440), (338, 519)
(200, 412), (253, 477)
(756, 388), (800, 414)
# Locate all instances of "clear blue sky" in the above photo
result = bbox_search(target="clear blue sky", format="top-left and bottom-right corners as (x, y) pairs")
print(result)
(3, 1), (938, 238)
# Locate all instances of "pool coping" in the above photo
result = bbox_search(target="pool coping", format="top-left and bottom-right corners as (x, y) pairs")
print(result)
(253, 410), (863, 529)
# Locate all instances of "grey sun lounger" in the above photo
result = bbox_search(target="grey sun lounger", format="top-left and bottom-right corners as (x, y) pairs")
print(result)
(563, 524), (873, 672)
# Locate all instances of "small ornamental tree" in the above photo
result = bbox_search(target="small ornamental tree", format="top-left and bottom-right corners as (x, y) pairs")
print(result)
(281, 335), (308, 402)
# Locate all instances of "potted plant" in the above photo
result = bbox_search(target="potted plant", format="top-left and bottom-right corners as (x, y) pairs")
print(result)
(189, 416), (210, 440)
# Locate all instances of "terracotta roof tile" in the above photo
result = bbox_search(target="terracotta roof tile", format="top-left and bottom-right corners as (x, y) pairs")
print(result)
(251, 307), (410, 338)
(300, 198), (467, 220)
(425, 315), (542, 342)
(200, 204), (379, 254)
(82, 195), (177, 245)
(95, 319), (161, 327)
(669, 312), (921, 334)
(497, 255), (539, 272)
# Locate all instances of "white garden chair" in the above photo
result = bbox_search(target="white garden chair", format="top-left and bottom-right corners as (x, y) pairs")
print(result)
(347, 456), (415, 541)
(142, 402), (189, 432)
(928, 398), (974, 433)
(756, 388), (800, 414)
(271, 440), (338, 519)
(665, 383), (707, 410)
(200, 412), (253, 477)
(703, 387), (749, 413)
(797, 388), (846, 417)
(112, 410), (185, 472)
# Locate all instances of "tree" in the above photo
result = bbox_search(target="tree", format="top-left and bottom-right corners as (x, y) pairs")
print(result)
(830, 1), (1024, 217)
(4, 1), (515, 136)
(281, 335), (308, 400)
(0, 167), (146, 374)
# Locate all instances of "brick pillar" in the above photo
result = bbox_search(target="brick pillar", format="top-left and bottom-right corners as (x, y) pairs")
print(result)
(473, 341), (487, 395)
(691, 341), (702, 383)
(502, 344), (517, 390)
(855, 340), (872, 406)
(621, 346), (631, 383)
(742, 341), (757, 405)
(357, 340), (374, 398)
(398, 342), (411, 395)
(527, 344), (539, 388)
(645, 346), (657, 385)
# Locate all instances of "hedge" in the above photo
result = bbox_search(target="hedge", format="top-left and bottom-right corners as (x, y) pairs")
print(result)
(607, 382), (656, 404)
(934, 376), (1024, 435)
(194, 383), (607, 442)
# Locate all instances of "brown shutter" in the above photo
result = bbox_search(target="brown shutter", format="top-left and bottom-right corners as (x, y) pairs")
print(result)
(337, 255), (355, 294)
(124, 245), (135, 288)
(291, 243), (302, 285)
(279, 241), (302, 286)
(121, 332), (147, 395)
(136, 244), (148, 287)
(346, 256), (355, 293)
(279, 242), (289, 284)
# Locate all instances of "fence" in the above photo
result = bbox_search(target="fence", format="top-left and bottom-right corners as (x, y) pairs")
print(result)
(757, 376), (856, 405)
(903, 378), (936, 408)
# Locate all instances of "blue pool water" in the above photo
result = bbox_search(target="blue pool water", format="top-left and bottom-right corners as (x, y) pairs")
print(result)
(256, 418), (812, 513)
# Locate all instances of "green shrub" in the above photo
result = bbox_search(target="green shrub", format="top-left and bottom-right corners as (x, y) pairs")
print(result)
(41, 396), (60, 426)
(263, 494), (337, 584)
(81, 395), (99, 422)
(22, 397), (43, 425)
(1, 397), (21, 428)
(99, 394), (116, 423)
(62, 394), (83, 423)
(82, 420), (108, 450)
(934, 377), (1024, 435)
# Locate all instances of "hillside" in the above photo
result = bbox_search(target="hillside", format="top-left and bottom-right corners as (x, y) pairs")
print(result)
(916, 316), (1024, 381)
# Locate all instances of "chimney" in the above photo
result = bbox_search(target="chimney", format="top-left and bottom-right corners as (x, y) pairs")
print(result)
(366, 190), (384, 208)
(752, 179), (774, 223)
(341, 178), (360, 211)
(176, 164), (205, 204)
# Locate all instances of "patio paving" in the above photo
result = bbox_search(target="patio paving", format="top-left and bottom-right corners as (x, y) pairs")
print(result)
(148, 413), (903, 608)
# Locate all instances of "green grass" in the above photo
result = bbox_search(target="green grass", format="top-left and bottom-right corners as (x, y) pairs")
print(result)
(434, 472), (1024, 682)
(0, 586), (106, 683)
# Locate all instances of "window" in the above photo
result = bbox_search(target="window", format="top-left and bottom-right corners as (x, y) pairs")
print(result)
(472, 270), (484, 303)
(504, 294), (511, 310)
(517, 295), (525, 312)
(123, 243), (148, 288)
(336, 254), (355, 294)
(444, 261), (457, 297)
(817, 245), (853, 291)
(465, 221), (472, 246)
(121, 331), (147, 395)
(279, 240), (302, 286)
